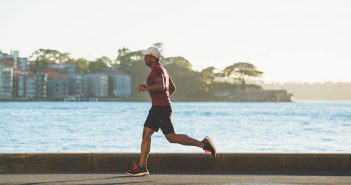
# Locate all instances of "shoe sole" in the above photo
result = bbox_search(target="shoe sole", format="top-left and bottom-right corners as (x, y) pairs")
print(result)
(205, 136), (216, 157)
(126, 171), (149, 177)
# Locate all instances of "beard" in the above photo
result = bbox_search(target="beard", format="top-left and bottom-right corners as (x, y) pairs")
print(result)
(145, 61), (152, 67)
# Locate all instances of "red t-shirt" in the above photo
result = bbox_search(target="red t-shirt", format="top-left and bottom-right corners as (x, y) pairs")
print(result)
(146, 63), (171, 106)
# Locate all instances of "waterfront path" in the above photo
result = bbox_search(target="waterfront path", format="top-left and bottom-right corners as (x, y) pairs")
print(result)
(1, 174), (350, 185)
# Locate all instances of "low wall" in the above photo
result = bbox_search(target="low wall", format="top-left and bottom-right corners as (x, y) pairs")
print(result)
(0, 153), (350, 174)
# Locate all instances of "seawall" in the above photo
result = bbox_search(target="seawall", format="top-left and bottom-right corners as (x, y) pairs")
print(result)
(0, 153), (350, 174)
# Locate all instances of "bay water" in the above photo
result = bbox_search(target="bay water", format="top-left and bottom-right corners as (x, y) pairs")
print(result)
(0, 101), (350, 153)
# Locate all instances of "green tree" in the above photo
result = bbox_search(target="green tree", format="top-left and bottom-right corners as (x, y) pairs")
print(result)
(117, 50), (149, 96)
(224, 62), (263, 85)
(116, 47), (130, 64)
(29, 49), (74, 64)
(116, 49), (211, 99)
(162, 56), (192, 69)
(201, 66), (216, 85)
(153, 42), (163, 49)
(163, 57), (210, 99)
(28, 49), (74, 72)
(88, 57), (110, 73)
(74, 58), (89, 73)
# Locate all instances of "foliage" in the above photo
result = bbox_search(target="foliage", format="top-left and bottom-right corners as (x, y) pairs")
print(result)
(88, 57), (110, 73)
(223, 62), (263, 84)
(28, 47), (265, 100)
(163, 57), (210, 99)
(117, 50), (149, 96)
(29, 49), (74, 72)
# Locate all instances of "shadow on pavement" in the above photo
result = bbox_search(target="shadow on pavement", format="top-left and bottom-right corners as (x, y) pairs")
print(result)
(22, 175), (152, 185)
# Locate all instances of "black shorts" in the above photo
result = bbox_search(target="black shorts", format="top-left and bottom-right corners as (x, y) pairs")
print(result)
(144, 105), (175, 135)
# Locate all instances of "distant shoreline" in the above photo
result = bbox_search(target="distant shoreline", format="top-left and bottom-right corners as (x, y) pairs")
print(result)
(1, 99), (351, 102)
(0, 99), (351, 103)
(0, 99), (293, 102)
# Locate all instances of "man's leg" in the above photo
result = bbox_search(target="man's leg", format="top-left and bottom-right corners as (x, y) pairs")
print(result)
(165, 133), (204, 148)
(139, 127), (154, 167)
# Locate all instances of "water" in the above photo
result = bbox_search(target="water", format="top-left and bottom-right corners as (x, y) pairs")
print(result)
(0, 101), (350, 153)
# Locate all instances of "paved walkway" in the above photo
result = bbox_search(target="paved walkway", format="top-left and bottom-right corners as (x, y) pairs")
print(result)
(0, 174), (350, 185)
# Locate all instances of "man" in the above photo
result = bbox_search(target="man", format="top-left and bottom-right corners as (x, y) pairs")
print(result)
(126, 47), (216, 177)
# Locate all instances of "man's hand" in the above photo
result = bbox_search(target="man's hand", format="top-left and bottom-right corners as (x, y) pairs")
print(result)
(139, 83), (147, 92)
(142, 78), (165, 92)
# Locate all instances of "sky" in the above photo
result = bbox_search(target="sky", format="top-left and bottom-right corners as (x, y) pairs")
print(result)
(0, 0), (350, 82)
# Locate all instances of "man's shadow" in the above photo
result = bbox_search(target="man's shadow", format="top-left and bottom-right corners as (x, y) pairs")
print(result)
(22, 175), (152, 185)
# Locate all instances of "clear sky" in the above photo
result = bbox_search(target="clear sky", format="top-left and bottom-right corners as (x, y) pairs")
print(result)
(1, 0), (350, 82)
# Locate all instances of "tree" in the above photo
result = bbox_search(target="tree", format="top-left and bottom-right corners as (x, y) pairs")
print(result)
(201, 66), (216, 85)
(88, 57), (110, 73)
(163, 57), (210, 99)
(116, 48), (212, 99)
(153, 42), (163, 49)
(29, 49), (74, 64)
(115, 47), (130, 65)
(28, 49), (74, 72)
(117, 50), (149, 96)
(75, 58), (89, 73)
(162, 56), (192, 70)
(224, 62), (263, 85)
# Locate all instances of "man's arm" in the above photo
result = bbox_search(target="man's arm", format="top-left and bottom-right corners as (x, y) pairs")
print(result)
(139, 77), (176, 95)
(145, 77), (165, 92)
(169, 77), (176, 96)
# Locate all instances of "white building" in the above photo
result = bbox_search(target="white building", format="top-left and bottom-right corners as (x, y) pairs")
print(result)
(10, 50), (19, 68)
(110, 75), (131, 97)
(0, 66), (13, 99)
(17, 58), (28, 70)
(87, 73), (108, 97)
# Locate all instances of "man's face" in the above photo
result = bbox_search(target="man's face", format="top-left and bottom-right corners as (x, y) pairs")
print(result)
(144, 54), (156, 67)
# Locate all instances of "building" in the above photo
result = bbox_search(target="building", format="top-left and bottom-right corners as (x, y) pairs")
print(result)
(0, 51), (10, 64)
(68, 74), (87, 98)
(12, 68), (27, 98)
(0, 66), (13, 99)
(46, 72), (68, 99)
(0, 51), (4, 60)
(110, 75), (131, 97)
(35, 73), (47, 98)
(0, 50), (41, 99)
(44, 65), (74, 99)
(25, 73), (47, 98)
(106, 67), (132, 98)
(87, 73), (108, 97)
(0, 56), (15, 68)
(47, 64), (76, 74)
(25, 74), (35, 98)
(17, 58), (28, 70)
(10, 50), (19, 68)
(17, 75), (26, 97)
(0, 50), (23, 69)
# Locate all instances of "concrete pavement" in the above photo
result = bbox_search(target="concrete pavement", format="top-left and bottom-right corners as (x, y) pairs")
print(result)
(0, 174), (350, 185)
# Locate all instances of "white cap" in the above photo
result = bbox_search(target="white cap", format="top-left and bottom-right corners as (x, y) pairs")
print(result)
(141, 47), (162, 59)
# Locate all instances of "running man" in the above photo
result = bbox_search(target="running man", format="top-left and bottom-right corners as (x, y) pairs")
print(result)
(126, 47), (216, 176)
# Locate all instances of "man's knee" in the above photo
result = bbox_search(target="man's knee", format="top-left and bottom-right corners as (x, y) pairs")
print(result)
(165, 133), (177, 143)
(142, 127), (154, 141)
(142, 133), (151, 141)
